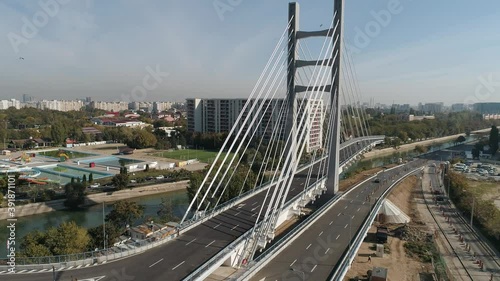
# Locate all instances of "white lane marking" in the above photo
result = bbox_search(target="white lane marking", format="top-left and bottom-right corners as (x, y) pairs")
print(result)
(149, 258), (164, 268)
(251, 205), (260, 211)
(214, 223), (221, 229)
(311, 264), (317, 272)
(252, 201), (257, 205)
(290, 259), (297, 267)
(344, 224), (348, 229)
(325, 248), (330, 254)
(306, 243), (312, 250)
(231, 224), (239, 231)
(291, 188), (295, 191)
(172, 261), (185, 270)
(329, 221), (333, 225)
(235, 211), (242, 216)
(319, 231), (323, 236)
(350, 200), (353, 203)
(186, 238), (197, 246)
(206, 240), (216, 248)
(356, 194), (359, 198)
(337, 213), (341, 216)
(237, 204), (245, 209)
(252, 213), (257, 217)
(357, 207), (360, 212)
(336, 234), (340, 240)
(344, 205), (348, 209)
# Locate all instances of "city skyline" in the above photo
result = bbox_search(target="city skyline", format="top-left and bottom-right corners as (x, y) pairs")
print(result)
(1, 0), (500, 104)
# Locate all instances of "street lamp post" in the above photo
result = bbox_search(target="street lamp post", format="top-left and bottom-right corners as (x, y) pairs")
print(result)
(290, 267), (305, 280)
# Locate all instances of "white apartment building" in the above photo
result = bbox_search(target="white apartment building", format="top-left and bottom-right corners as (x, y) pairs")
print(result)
(0, 99), (21, 110)
(37, 100), (84, 111)
(91, 101), (129, 112)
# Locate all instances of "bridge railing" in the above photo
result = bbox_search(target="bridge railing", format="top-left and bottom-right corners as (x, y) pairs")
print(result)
(0, 137), (383, 270)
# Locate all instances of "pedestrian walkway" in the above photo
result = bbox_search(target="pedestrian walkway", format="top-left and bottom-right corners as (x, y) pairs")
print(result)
(421, 165), (500, 281)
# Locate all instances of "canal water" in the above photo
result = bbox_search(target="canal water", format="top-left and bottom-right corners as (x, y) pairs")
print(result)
(0, 190), (188, 258)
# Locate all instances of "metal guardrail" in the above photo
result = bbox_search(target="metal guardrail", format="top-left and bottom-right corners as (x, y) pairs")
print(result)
(329, 163), (425, 281)
(233, 155), (392, 281)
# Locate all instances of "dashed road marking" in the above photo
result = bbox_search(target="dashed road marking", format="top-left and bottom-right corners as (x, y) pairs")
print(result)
(172, 261), (185, 270)
(186, 238), (197, 245)
(149, 258), (164, 268)
(206, 240), (216, 248)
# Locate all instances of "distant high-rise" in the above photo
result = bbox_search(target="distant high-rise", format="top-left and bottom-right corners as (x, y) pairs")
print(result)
(473, 102), (500, 114)
(85, 97), (92, 103)
(22, 94), (33, 103)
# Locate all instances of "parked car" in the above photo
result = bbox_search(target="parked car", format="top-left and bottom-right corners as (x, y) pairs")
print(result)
(155, 175), (164, 180)
(89, 183), (100, 188)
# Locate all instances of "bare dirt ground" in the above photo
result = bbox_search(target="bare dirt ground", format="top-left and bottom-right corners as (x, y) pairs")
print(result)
(344, 175), (434, 281)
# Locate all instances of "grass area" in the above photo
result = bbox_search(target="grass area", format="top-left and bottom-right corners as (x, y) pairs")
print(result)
(53, 166), (68, 172)
(38, 150), (94, 159)
(152, 149), (236, 163)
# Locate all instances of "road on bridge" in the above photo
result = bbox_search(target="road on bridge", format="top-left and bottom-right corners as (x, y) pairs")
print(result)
(249, 160), (425, 281)
(3, 141), (375, 281)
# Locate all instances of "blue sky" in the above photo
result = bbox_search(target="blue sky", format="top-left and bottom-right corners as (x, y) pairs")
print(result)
(1, 0), (500, 105)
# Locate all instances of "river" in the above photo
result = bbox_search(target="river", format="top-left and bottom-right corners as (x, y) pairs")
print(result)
(0, 190), (188, 258)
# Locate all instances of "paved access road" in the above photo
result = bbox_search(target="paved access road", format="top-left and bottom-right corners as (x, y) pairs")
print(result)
(250, 160), (425, 281)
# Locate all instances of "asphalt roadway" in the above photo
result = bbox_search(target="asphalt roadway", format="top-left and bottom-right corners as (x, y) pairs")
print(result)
(3, 141), (374, 281)
(249, 160), (425, 281)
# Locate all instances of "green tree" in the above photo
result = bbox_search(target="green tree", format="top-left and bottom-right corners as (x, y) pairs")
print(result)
(125, 128), (157, 149)
(106, 201), (144, 229)
(456, 135), (466, 144)
(82, 174), (87, 185)
(87, 223), (121, 250)
(45, 221), (90, 255)
(64, 181), (86, 209)
(157, 198), (180, 223)
(89, 173), (93, 183)
(19, 231), (51, 257)
(111, 173), (129, 190)
(489, 125), (499, 155)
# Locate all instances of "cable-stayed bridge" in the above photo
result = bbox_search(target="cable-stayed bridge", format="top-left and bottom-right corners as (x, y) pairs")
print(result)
(3, 1), (405, 281)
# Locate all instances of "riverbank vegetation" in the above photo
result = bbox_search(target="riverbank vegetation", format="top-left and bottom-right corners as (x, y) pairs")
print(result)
(446, 172), (500, 251)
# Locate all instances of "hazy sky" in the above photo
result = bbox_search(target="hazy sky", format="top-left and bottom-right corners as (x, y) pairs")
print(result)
(1, 0), (500, 105)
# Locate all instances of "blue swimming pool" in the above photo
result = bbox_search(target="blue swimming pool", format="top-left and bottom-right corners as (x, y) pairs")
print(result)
(79, 156), (143, 168)
(37, 164), (113, 184)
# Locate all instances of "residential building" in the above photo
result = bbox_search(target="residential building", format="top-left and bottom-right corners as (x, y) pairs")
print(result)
(0, 99), (21, 110)
(186, 98), (323, 152)
(474, 102), (500, 114)
(91, 101), (129, 112)
(451, 103), (467, 112)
